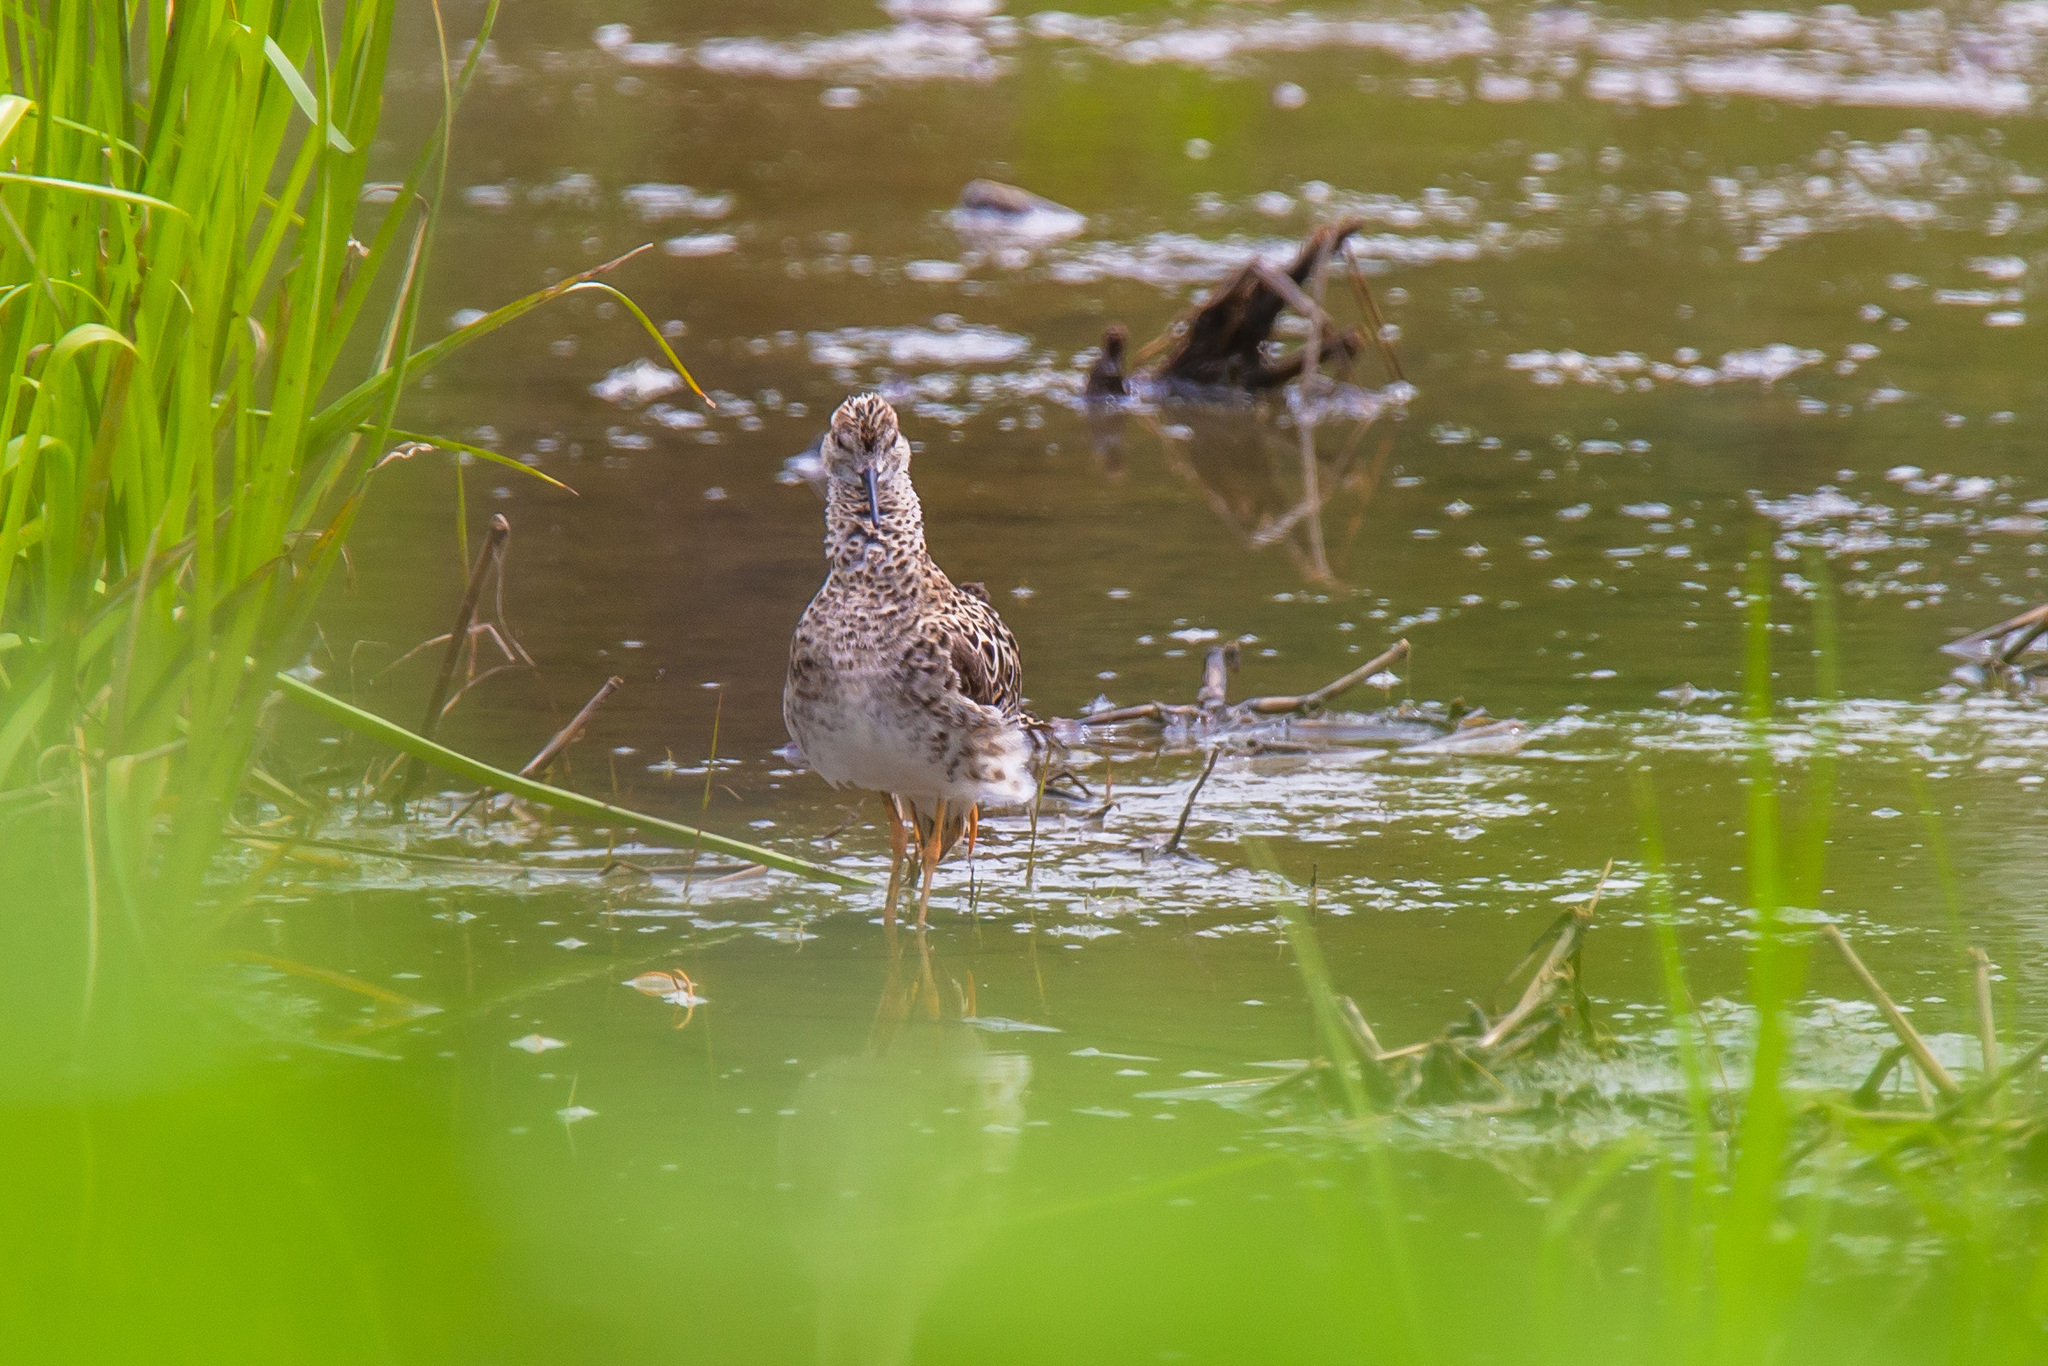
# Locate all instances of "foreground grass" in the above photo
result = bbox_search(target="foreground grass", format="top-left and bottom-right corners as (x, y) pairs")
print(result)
(1274, 569), (2048, 1363)
(0, 2), (732, 945)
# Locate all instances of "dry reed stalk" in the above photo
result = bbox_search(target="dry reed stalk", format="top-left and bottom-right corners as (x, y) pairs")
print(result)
(396, 514), (510, 800)
(1342, 242), (1408, 385)
(1822, 923), (1962, 1099)
(449, 674), (623, 825)
(1970, 946), (1999, 1078)
(1476, 862), (1610, 1051)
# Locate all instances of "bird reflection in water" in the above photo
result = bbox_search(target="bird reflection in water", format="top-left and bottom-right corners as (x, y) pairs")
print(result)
(779, 928), (1031, 1366)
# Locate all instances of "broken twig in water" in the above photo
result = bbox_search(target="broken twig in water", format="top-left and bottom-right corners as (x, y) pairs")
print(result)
(451, 673), (623, 825)
(1160, 746), (1222, 857)
(1080, 639), (1410, 728)
(522, 675), (624, 780)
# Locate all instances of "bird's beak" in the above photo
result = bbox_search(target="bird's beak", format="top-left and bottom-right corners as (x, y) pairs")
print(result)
(862, 468), (881, 527)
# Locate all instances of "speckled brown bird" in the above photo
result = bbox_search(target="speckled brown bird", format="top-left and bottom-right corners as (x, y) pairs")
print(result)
(784, 393), (1045, 924)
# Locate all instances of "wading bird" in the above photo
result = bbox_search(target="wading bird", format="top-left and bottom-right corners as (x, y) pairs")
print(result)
(784, 394), (1046, 924)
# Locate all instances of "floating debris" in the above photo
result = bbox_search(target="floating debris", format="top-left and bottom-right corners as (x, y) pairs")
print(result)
(624, 969), (707, 1008)
(949, 178), (1087, 242)
(960, 1016), (1062, 1034)
(511, 1033), (567, 1054)
(1147, 219), (1369, 394)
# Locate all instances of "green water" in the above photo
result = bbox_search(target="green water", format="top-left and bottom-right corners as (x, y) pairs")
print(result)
(10, 0), (2048, 1359)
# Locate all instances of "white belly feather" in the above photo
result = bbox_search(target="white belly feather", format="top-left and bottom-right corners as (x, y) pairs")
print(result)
(790, 668), (1035, 812)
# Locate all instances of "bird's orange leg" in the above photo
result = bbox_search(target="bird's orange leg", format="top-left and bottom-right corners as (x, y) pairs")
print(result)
(964, 803), (980, 860)
(915, 797), (945, 928)
(882, 793), (910, 926)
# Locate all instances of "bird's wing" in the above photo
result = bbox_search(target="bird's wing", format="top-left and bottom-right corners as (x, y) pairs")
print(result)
(936, 589), (1024, 714)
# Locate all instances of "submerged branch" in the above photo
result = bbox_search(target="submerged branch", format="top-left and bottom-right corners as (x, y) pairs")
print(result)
(1079, 640), (1411, 730)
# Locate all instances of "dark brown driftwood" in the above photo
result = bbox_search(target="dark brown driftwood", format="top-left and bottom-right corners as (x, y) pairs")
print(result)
(1149, 219), (1366, 391)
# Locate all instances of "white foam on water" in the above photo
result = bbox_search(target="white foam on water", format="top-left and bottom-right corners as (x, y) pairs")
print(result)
(622, 183), (733, 221)
(806, 322), (1031, 369)
(663, 232), (738, 258)
(590, 358), (685, 406)
(1507, 344), (1824, 391)
(631, 6), (2048, 115)
(694, 23), (1006, 82)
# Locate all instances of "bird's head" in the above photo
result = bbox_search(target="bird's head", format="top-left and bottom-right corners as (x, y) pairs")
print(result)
(822, 392), (910, 527)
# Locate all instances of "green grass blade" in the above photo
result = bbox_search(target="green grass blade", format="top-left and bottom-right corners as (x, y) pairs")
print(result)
(375, 428), (579, 495)
(0, 171), (185, 216)
(0, 94), (30, 148)
(303, 244), (655, 465)
(274, 674), (867, 888)
(261, 35), (357, 153)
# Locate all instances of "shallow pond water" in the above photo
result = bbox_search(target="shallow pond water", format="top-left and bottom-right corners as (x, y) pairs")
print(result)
(28, 0), (2048, 1360)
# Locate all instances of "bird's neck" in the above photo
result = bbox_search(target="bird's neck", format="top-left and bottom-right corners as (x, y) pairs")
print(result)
(824, 468), (927, 576)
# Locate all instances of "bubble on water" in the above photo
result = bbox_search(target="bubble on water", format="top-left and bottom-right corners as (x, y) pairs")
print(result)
(1272, 81), (1308, 109)
(1184, 137), (1211, 160)
(511, 1034), (566, 1054)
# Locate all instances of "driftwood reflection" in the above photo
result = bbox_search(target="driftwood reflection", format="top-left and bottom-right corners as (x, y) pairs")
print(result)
(1082, 399), (1400, 587)
(1082, 219), (1410, 586)
(779, 928), (1030, 1366)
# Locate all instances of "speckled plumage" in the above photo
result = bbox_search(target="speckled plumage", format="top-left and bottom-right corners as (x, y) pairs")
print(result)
(784, 395), (1042, 830)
